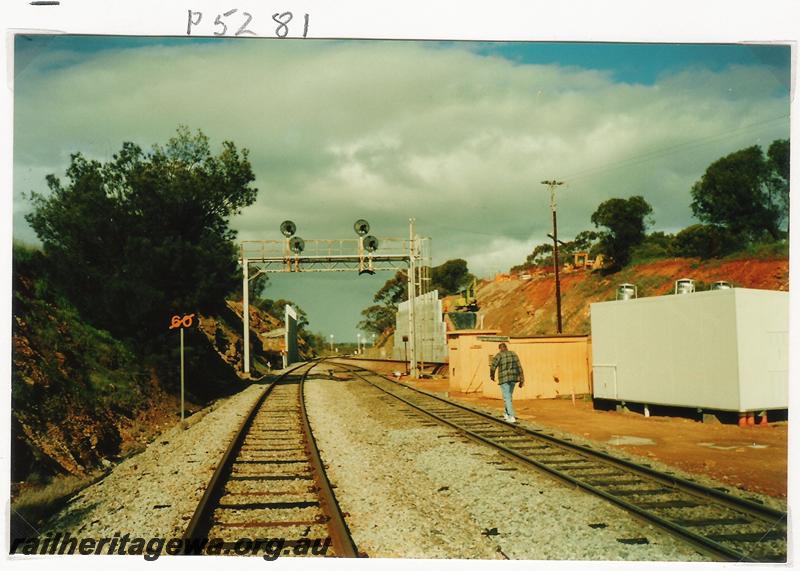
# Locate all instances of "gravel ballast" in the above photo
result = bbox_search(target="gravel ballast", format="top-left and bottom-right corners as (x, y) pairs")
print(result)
(304, 374), (710, 561)
(42, 381), (270, 539)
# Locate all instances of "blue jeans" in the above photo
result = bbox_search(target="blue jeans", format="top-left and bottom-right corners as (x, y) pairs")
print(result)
(500, 381), (516, 417)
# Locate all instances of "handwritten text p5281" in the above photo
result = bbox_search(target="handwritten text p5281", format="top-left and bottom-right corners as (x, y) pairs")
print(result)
(186, 9), (310, 38)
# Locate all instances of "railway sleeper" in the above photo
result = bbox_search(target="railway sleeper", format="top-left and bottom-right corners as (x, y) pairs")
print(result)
(488, 435), (534, 441)
(225, 479), (316, 491)
(503, 444), (552, 451)
(217, 500), (320, 509)
(582, 477), (647, 486)
(238, 452), (308, 460)
(235, 459), (310, 464)
(240, 447), (306, 456)
(212, 508), (325, 525)
(211, 537), (333, 554)
(231, 468), (313, 478)
(560, 468), (620, 477)
(249, 428), (294, 433)
(705, 530), (786, 543)
(670, 517), (755, 527)
(209, 522), (332, 556)
(230, 475), (314, 481)
(520, 450), (580, 457)
(243, 436), (305, 443)
(633, 499), (700, 509)
(471, 431), (521, 438)
(212, 521), (329, 533)
(221, 492), (319, 502)
(604, 487), (673, 497)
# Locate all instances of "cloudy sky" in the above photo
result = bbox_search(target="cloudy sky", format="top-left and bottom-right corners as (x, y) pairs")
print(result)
(12, 36), (791, 340)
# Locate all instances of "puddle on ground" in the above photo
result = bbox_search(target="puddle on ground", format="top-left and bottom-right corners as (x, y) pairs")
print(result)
(698, 442), (738, 450)
(607, 435), (655, 446)
(698, 442), (769, 450)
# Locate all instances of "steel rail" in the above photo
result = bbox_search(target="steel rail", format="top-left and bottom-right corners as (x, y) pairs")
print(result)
(181, 362), (309, 545)
(333, 357), (447, 376)
(182, 360), (358, 557)
(335, 363), (787, 563)
(298, 362), (359, 557)
(343, 363), (785, 523)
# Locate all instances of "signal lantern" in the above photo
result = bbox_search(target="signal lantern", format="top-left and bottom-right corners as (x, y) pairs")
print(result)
(280, 220), (297, 237)
(354, 219), (370, 236)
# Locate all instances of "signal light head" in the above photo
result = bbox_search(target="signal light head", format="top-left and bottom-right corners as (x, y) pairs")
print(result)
(363, 235), (379, 252)
(289, 236), (305, 253)
(354, 219), (370, 236)
(280, 220), (297, 237)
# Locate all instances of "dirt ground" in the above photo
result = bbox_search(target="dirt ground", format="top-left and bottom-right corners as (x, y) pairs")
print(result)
(403, 377), (788, 500)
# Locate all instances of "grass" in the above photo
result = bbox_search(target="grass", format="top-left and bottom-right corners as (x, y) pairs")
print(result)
(11, 471), (105, 537)
(615, 236), (788, 269)
(722, 239), (789, 261)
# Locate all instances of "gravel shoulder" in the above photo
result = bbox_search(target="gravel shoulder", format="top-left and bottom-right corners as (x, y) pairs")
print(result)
(305, 373), (709, 561)
(41, 381), (270, 539)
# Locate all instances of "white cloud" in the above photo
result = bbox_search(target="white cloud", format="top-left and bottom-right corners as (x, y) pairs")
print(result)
(12, 39), (790, 335)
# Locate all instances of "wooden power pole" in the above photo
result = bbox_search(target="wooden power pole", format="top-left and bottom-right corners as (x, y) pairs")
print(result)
(541, 180), (565, 334)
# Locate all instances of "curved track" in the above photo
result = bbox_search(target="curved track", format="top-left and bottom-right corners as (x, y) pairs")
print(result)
(332, 361), (787, 563)
(182, 361), (358, 557)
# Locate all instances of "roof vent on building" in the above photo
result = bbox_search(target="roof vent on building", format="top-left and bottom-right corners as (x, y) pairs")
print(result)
(674, 278), (695, 295)
(710, 281), (732, 290)
(616, 283), (637, 300)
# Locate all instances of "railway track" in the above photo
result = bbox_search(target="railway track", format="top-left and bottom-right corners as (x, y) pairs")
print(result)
(182, 361), (358, 557)
(332, 362), (788, 563)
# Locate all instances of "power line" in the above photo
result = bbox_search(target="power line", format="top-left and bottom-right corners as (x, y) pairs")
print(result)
(411, 113), (789, 240)
(563, 114), (788, 183)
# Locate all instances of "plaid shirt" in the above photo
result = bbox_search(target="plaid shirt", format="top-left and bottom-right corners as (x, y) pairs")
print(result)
(490, 349), (524, 384)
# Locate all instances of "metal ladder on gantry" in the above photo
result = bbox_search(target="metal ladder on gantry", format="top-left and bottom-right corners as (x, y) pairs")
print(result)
(239, 218), (431, 377)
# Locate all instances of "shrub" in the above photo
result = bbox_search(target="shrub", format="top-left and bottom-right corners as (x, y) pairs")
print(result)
(672, 224), (742, 259)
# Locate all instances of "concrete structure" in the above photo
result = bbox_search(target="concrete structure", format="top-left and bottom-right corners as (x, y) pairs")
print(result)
(447, 330), (592, 399)
(394, 290), (448, 363)
(590, 288), (788, 412)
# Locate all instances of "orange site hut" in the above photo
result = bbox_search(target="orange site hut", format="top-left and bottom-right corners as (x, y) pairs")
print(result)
(446, 330), (592, 400)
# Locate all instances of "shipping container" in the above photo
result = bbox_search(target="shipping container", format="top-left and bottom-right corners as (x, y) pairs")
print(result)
(590, 288), (788, 412)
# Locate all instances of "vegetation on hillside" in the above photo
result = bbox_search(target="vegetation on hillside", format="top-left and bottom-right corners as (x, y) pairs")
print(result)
(691, 140), (789, 241)
(25, 126), (257, 357)
(478, 255), (789, 338)
(515, 138), (789, 273)
(12, 243), (151, 478)
(591, 196), (653, 270)
(12, 128), (292, 487)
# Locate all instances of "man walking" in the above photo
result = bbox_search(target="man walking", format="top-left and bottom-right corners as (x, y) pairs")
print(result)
(490, 342), (524, 423)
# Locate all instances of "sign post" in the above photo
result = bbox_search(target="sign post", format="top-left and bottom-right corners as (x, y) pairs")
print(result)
(180, 328), (185, 421)
(170, 313), (195, 422)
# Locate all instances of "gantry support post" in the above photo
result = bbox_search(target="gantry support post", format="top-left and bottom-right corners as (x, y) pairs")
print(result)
(242, 254), (250, 376)
(407, 218), (418, 378)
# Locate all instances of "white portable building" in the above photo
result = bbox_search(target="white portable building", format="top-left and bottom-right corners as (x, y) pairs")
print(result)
(590, 288), (788, 412)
